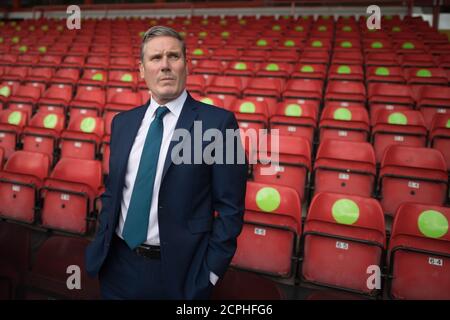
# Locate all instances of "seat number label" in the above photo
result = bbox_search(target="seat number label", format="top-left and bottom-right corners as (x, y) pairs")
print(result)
(408, 181), (419, 189)
(428, 257), (443, 266)
(61, 194), (70, 201)
(339, 173), (350, 180)
(254, 228), (266, 236)
(336, 241), (348, 250)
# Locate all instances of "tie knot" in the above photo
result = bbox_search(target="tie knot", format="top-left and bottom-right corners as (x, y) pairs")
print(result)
(155, 106), (169, 120)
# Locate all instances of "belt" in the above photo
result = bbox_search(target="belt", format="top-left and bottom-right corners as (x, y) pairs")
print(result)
(115, 235), (161, 260)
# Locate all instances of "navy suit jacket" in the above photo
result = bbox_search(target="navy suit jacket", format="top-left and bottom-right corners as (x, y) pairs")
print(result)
(85, 93), (247, 299)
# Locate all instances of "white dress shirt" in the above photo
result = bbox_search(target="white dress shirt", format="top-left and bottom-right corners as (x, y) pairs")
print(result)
(115, 90), (218, 285)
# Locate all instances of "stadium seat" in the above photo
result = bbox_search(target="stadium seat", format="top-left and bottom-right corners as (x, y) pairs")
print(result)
(0, 109), (28, 159)
(404, 68), (448, 86)
(231, 182), (302, 277)
(7, 84), (42, 117)
(378, 145), (448, 216)
(25, 236), (101, 299)
(37, 84), (73, 115)
(282, 79), (323, 101)
(302, 192), (385, 295)
(40, 158), (103, 234)
(253, 135), (311, 201)
(372, 110), (427, 163)
(107, 70), (138, 90)
(50, 68), (80, 88)
(291, 63), (327, 80)
(269, 100), (318, 144)
(325, 80), (366, 103)
(205, 75), (243, 97)
(21, 111), (66, 162)
(366, 66), (405, 84)
(313, 140), (376, 198)
(319, 105), (370, 143)
(60, 116), (104, 160)
(69, 86), (106, 118)
(224, 61), (258, 77)
(328, 64), (364, 82)
(415, 86), (450, 129)
(78, 69), (108, 88)
(0, 151), (50, 223)
(429, 114), (450, 171)
(388, 203), (450, 299)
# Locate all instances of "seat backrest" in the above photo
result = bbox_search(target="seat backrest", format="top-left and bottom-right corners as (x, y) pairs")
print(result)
(374, 109), (426, 128)
(42, 84), (73, 103)
(308, 192), (385, 240)
(381, 145), (447, 172)
(12, 84), (41, 100)
(258, 134), (311, 168)
(316, 139), (376, 165)
(29, 111), (65, 132)
(67, 115), (105, 137)
(51, 158), (102, 191)
(391, 203), (450, 245)
(368, 83), (412, 99)
(232, 99), (269, 118)
(320, 105), (369, 124)
(275, 100), (318, 120)
(0, 109), (28, 127)
(108, 90), (141, 106)
(245, 181), (302, 234)
(4, 150), (50, 180)
(73, 86), (106, 104)
(430, 114), (450, 133)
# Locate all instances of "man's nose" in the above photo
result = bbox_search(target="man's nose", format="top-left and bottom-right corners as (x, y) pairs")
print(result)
(160, 56), (171, 71)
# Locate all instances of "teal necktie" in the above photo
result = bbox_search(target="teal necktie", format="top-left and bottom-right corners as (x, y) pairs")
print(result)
(122, 106), (170, 250)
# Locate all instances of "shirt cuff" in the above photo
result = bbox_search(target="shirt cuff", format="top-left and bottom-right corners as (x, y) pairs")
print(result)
(209, 271), (219, 286)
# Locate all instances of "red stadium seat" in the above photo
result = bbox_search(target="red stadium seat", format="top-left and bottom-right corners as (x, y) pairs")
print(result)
(7, 84), (42, 117)
(0, 109), (28, 159)
(0, 151), (50, 223)
(328, 64), (364, 82)
(404, 68), (448, 86)
(302, 192), (385, 295)
(282, 79), (323, 101)
(388, 203), (450, 299)
(37, 84), (73, 115)
(429, 114), (450, 171)
(60, 116), (104, 160)
(21, 111), (66, 162)
(205, 75), (243, 97)
(372, 110), (427, 163)
(231, 182), (302, 277)
(415, 86), (450, 129)
(78, 69), (108, 88)
(379, 145), (448, 216)
(40, 158), (103, 234)
(366, 66), (405, 84)
(69, 86), (106, 118)
(291, 63), (327, 80)
(325, 80), (366, 103)
(314, 140), (376, 198)
(269, 100), (318, 144)
(107, 70), (138, 90)
(253, 135), (311, 201)
(319, 105), (370, 143)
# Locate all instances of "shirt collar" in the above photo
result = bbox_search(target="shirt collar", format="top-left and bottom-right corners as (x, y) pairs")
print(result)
(148, 90), (187, 119)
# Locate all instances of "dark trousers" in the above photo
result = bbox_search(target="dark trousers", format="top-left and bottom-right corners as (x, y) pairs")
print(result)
(99, 235), (168, 299)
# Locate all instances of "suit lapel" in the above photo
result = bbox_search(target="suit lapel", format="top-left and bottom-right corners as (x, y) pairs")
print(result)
(161, 93), (198, 182)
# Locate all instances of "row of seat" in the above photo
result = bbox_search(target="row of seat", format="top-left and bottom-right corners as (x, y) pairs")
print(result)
(232, 185), (449, 299)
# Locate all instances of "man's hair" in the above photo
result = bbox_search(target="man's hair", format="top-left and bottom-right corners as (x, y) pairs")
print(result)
(140, 25), (186, 62)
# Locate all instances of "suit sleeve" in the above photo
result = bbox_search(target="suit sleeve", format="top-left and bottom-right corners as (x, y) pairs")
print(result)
(206, 111), (248, 278)
(96, 114), (118, 235)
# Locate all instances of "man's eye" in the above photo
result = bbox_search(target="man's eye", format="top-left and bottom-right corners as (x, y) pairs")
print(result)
(169, 54), (179, 60)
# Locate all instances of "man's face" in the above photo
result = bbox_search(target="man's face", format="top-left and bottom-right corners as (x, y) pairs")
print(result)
(139, 36), (187, 105)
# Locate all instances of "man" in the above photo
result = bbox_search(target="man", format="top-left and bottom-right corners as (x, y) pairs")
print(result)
(85, 26), (247, 299)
